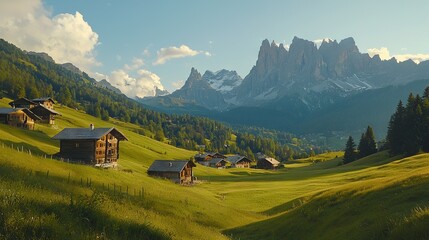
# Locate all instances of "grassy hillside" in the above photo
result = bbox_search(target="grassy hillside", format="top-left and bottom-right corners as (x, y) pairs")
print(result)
(1, 97), (429, 239)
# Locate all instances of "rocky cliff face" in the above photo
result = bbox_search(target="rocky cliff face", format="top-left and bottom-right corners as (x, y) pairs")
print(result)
(143, 36), (429, 112)
(170, 68), (228, 110)
(232, 36), (429, 108)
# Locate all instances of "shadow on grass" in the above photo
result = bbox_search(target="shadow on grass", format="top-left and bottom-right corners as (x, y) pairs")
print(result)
(224, 174), (429, 240)
(0, 163), (170, 240)
(0, 139), (54, 156)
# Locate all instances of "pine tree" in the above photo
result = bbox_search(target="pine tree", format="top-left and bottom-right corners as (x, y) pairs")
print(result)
(343, 136), (357, 164)
(403, 94), (422, 155)
(357, 126), (377, 158)
(365, 125), (377, 155)
(357, 133), (367, 158)
(386, 101), (405, 155)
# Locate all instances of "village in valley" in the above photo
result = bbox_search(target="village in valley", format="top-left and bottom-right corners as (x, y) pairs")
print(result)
(1, 96), (283, 185)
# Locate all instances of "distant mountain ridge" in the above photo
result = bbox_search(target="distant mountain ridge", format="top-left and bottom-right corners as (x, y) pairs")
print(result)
(144, 36), (429, 111)
(141, 36), (429, 139)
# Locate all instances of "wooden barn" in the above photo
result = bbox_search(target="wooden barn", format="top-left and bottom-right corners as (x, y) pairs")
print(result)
(52, 125), (127, 165)
(147, 160), (196, 184)
(9, 98), (37, 109)
(32, 97), (55, 110)
(0, 108), (41, 130)
(30, 104), (61, 124)
(227, 155), (252, 168)
(208, 158), (229, 168)
(194, 152), (226, 163)
(257, 156), (280, 169)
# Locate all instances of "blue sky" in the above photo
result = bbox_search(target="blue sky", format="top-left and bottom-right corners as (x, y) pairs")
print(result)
(1, 0), (429, 97)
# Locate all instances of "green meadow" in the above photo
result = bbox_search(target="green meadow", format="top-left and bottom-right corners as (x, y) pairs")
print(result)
(1, 97), (429, 239)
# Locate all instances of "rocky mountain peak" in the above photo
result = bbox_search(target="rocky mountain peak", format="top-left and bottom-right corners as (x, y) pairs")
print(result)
(338, 37), (359, 52)
(182, 67), (203, 89)
(289, 36), (318, 52)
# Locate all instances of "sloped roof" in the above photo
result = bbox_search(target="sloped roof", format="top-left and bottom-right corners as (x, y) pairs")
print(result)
(208, 157), (229, 165)
(9, 98), (36, 107)
(148, 160), (196, 173)
(30, 104), (61, 115)
(194, 152), (226, 160)
(259, 157), (280, 165)
(52, 127), (127, 140)
(227, 155), (252, 164)
(0, 108), (41, 120)
(32, 97), (55, 104)
(0, 108), (18, 114)
(194, 153), (210, 159)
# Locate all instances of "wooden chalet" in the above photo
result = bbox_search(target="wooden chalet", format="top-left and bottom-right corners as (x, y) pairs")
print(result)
(147, 160), (196, 184)
(227, 155), (252, 168)
(257, 156), (280, 170)
(9, 98), (37, 109)
(52, 125), (128, 165)
(194, 152), (226, 163)
(208, 158), (229, 168)
(30, 104), (61, 124)
(0, 108), (41, 130)
(32, 97), (55, 110)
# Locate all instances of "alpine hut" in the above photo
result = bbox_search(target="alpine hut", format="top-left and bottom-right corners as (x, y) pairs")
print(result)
(148, 160), (196, 184)
(52, 125), (127, 165)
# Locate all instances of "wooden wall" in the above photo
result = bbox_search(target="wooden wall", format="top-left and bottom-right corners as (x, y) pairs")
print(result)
(60, 140), (95, 163)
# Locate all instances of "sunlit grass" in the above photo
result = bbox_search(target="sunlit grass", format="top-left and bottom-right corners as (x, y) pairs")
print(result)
(1, 97), (429, 239)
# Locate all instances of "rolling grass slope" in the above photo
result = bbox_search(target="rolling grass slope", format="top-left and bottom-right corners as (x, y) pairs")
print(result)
(1, 97), (429, 239)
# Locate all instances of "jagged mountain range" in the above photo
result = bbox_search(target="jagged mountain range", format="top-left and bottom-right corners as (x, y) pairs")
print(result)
(141, 36), (429, 137)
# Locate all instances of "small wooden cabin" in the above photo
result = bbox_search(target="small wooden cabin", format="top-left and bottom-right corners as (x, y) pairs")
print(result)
(147, 160), (196, 184)
(227, 155), (252, 168)
(52, 125), (128, 164)
(257, 157), (280, 170)
(30, 105), (61, 124)
(194, 152), (226, 163)
(9, 98), (37, 109)
(208, 158), (229, 168)
(0, 108), (41, 130)
(32, 97), (55, 110)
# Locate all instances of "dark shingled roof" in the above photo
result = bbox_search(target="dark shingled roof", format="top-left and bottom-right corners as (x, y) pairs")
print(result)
(52, 127), (127, 140)
(0, 108), (18, 114)
(148, 160), (196, 173)
(30, 104), (61, 115)
(9, 98), (36, 107)
(208, 158), (229, 165)
(0, 108), (41, 120)
(227, 155), (252, 164)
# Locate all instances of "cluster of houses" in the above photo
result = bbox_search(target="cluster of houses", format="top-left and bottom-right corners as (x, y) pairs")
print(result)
(0, 97), (60, 130)
(145, 152), (281, 184)
(194, 152), (280, 170)
(0, 97), (282, 185)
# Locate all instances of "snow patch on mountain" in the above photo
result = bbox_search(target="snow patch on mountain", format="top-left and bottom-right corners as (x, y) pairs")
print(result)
(254, 87), (278, 101)
(202, 69), (242, 93)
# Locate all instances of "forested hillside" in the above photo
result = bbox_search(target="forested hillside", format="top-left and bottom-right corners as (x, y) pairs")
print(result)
(0, 39), (320, 160)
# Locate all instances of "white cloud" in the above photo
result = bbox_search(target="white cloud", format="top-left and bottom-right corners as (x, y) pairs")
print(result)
(367, 47), (429, 63)
(171, 80), (185, 90)
(124, 58), (144, 70)
(367, 47), (391, 60)
(0, 0), (99, 73)
(93, 72), (109, 81)
(108, 69), (165, 98)
(313, 38), (333, 48)
(153, 44), (210, 65)
(394, 54), (429, 63)
(105, 59), (166, 98)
